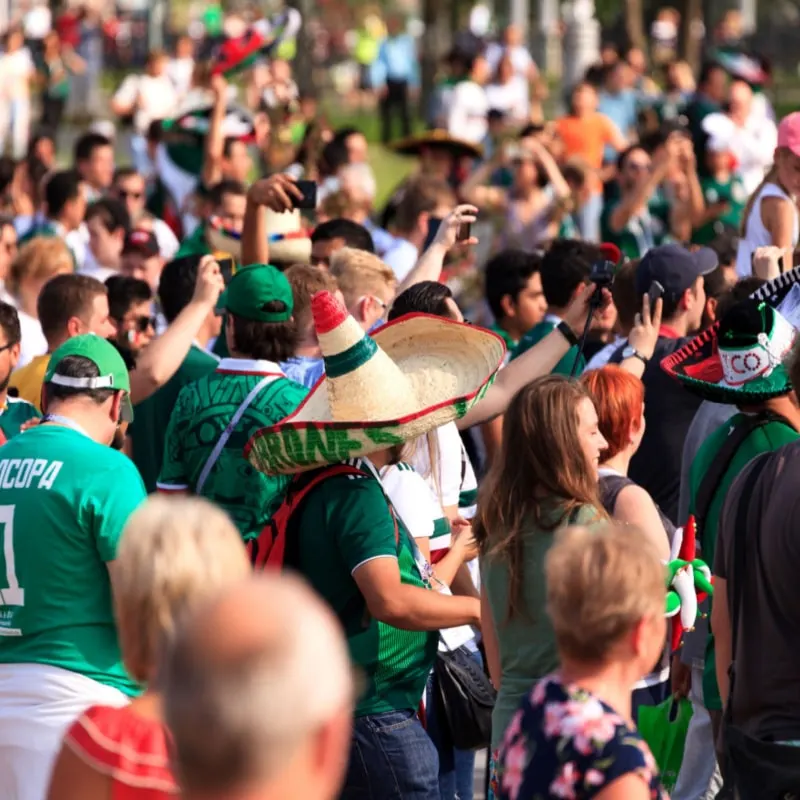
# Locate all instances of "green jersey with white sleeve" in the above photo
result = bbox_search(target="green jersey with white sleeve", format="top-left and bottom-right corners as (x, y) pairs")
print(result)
(0, 424), (146, 696)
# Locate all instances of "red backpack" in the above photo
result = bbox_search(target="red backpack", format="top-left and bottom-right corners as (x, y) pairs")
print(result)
(248, 463), (399, 570)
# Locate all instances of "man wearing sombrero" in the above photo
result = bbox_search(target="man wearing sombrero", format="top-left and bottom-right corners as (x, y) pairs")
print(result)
(380, 130), (483, 229)
(663, 296), (800, 779)
(245, 289), (502, 796)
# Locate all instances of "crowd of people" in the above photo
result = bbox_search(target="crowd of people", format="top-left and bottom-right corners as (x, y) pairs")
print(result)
(0, 7), (799, 800)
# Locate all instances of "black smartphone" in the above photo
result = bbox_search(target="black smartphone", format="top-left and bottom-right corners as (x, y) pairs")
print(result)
(648, 280), (664, 305)
(293, 180), (317, 210)
(456, 221), (472, 242)
(215, 255), (236, 284)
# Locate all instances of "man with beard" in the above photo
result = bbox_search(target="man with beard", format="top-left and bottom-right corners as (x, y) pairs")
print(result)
(0, 303), (39, 440)
(0, 335), (145, 800)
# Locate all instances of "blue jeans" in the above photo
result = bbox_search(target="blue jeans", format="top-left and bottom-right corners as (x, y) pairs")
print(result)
(342, 709), (440, 799)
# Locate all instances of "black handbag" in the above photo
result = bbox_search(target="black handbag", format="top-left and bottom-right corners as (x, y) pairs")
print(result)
(433, 644), (496, 751)
(722, 453), (800, 800)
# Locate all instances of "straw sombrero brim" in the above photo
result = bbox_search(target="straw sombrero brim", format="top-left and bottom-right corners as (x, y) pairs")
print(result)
(206, 223), (312, 265)
(391, 130), (483, 160)
(245, 314), (505, 475)
(661, 323), (792, 404)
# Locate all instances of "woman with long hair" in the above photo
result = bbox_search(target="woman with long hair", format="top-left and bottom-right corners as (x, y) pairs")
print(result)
(46, 496), (251, 800)
(736, 112), (800, 277)
(476, 375), (607, 784)
(494, 524), (668, 799)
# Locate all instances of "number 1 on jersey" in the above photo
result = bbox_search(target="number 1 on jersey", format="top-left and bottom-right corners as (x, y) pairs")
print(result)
(0, 505), (23, 606)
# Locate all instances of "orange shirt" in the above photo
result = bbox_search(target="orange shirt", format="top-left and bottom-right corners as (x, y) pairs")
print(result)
(556, 113), (618, 194)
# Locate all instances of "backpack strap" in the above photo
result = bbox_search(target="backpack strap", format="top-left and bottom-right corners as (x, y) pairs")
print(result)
(250, 463), (400, 571)
(694, 411), (790, 538)
(725, 451), (771, 725)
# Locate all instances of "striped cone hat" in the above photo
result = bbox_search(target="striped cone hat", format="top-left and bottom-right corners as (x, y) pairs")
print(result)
(246, 291), (505, 475)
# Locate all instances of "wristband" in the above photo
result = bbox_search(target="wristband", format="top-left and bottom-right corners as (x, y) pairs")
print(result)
(556, 320), (579, 347)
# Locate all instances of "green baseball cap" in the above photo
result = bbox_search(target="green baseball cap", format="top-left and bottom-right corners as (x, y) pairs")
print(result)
(44, 335), (134, 422)
(220, 264), (293, 323)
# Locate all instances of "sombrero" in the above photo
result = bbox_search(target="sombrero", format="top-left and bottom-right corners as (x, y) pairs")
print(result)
(662, 299), (795, 403)
(245, 291), (505, 475)
(391, 129), (483, 160)
(205, 209), (312, 265)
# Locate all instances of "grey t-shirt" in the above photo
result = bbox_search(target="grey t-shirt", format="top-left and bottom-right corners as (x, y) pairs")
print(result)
(716, 440), (800, 738)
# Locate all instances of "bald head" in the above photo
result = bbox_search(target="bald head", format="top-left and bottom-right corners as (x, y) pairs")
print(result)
(163, 574), (354, 800)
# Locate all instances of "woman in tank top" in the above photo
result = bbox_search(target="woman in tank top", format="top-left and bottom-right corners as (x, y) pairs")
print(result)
(581, 366), (674, 557)
(736, 112), (800, 278)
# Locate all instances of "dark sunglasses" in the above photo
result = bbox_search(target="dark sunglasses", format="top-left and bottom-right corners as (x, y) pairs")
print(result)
(132, 316), (156, 333)
(119, 189), (144, 201)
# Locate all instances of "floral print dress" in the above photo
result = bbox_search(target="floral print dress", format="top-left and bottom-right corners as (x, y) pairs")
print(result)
(493, 675), (668, 800)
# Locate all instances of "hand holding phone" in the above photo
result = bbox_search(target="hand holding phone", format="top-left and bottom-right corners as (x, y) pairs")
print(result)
(293, 180), (317, 210)
(648, 280), (665, 306)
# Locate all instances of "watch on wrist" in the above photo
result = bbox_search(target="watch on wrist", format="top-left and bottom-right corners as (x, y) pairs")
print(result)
(556, 320), (579, 347)
(622, 345), (649, 365)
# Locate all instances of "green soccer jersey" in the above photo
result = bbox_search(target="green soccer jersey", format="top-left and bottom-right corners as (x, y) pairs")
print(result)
(175, 225), (211, 258)
(601, 192), (671, 260)
(157, 358), (307, 540)
(511, 318), (584, 376)
(692, 175), (747, 245)
(0, 397), (40, 441)
(132, 344), (219, 493)
(293, 458), (439, 717)
(0, 425), (145, 695)
(688, 414), (798, 711)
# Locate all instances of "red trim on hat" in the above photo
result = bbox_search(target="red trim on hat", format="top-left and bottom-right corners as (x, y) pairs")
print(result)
(312, 291), (348, 334)
(243, 313), (507, 459)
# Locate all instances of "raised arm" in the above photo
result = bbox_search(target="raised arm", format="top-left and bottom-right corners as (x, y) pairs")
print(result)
(395, 204), (478, 294)
(201, 75), (229, 189)
(129, 256), (224, 404)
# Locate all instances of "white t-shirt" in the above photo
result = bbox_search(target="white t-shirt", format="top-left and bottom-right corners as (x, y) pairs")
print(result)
(410, 422), (464, 513)
(380, 462), (443, 541)
(485, 43), (536, 80)
(485, 77), (529, 120)
(24, 7), (52, 40)
(17, 310), (46, 368)
(0, 49), (34, 100)
(167, 57), (195, 100)
(446, 81), (489, 145)
(113, 74), (179, 135)
(382, 238), (418, 283)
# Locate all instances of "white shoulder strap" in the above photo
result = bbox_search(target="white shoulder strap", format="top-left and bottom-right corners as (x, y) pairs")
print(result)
(195, 375), (279, 495)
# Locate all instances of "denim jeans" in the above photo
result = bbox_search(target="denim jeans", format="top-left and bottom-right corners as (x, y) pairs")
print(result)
(342, 709), (441, 799)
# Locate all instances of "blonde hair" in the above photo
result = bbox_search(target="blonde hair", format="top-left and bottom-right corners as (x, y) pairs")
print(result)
(329, 246), (397, 310)
(114, 496), (251, 683)
(285, 263), (339, 334)
(8, 237), (73, 295)
(545, 523), (665, 663)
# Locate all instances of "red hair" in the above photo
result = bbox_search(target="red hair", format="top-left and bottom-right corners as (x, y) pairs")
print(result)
(581, 365), (645, 460)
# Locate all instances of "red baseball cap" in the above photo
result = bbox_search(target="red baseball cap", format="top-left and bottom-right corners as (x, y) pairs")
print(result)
(777, 112), (800, 158)
(123, 229), (159, 258)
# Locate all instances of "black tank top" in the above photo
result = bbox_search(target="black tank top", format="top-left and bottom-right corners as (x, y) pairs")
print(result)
(599, 473), (677, 547)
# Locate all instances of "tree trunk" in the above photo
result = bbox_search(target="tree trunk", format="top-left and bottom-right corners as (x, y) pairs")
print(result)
(679, 0), (704, 73)
(624, 0), (646, 51)
(420, 0), (440, 123)
(289, 0), (316, 98)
